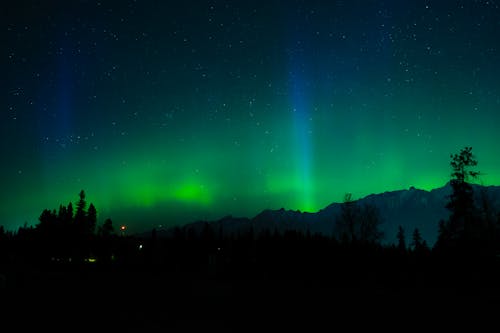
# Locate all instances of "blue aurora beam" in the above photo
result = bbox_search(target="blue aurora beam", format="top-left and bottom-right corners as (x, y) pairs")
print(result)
(288, 51), (315, 212)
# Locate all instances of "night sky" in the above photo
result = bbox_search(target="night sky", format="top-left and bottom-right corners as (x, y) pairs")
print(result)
(3, 0), (500, 232)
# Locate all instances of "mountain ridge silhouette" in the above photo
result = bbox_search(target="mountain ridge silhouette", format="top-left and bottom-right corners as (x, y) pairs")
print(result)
(152, 183), (500, 245)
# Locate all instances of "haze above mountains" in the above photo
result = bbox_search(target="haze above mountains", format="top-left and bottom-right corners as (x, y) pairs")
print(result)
(160, 183), (500, 246)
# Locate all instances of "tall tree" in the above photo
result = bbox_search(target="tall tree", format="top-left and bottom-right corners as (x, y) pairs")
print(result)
(412, 228), (423, 251)
(334, 194), (383, 244)
(397, 225), (406, 252)
(66, 202), (74, 223)
(98, 218), (115, 237)
(412, 228), (430, 255)
(334, 193), (359, 243)
(359, 204), (384, 244)
(448, 147), (478, 219)
(87, 203), (97, 235)
(440, 147), (480, 248)
(74, 190), (87, 228)
(37, 209), (58, 235)
(57, 205), (67, 221)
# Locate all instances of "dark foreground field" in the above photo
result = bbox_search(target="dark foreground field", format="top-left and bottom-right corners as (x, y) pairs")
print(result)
(2, 258), (500, 331)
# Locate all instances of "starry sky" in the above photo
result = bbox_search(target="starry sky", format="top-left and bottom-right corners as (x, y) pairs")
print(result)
(2, 0), (500, 232)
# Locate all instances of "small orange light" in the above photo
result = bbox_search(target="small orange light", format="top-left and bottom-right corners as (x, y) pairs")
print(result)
(120, 225), (126, 231)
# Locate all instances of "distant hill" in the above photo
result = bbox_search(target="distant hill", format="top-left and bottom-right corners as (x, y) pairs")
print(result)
(157, 183), (500, 246)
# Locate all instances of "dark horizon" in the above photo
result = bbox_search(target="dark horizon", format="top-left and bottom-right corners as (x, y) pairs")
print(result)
(0, 180), (464, 233)
(2, 179), (499, 240)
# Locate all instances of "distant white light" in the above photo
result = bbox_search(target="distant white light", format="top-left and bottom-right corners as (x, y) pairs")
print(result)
(139, 244), (143, 250)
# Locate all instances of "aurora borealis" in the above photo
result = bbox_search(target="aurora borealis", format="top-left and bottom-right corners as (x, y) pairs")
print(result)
(3, 0), (500, 232)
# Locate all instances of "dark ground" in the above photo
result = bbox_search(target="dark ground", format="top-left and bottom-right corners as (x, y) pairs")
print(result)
(1, 261), (500, 332)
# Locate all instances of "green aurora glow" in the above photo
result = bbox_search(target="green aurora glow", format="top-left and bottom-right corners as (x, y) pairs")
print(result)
(3, 1), (500, 232)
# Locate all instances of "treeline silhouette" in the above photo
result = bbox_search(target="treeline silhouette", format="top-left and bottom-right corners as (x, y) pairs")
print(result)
(1, 147), (500, 329)
(0, 190), (128, 267)
(1, 148), (500, 282)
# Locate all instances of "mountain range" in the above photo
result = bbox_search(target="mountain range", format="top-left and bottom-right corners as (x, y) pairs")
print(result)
(160, 183), (500, 246)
